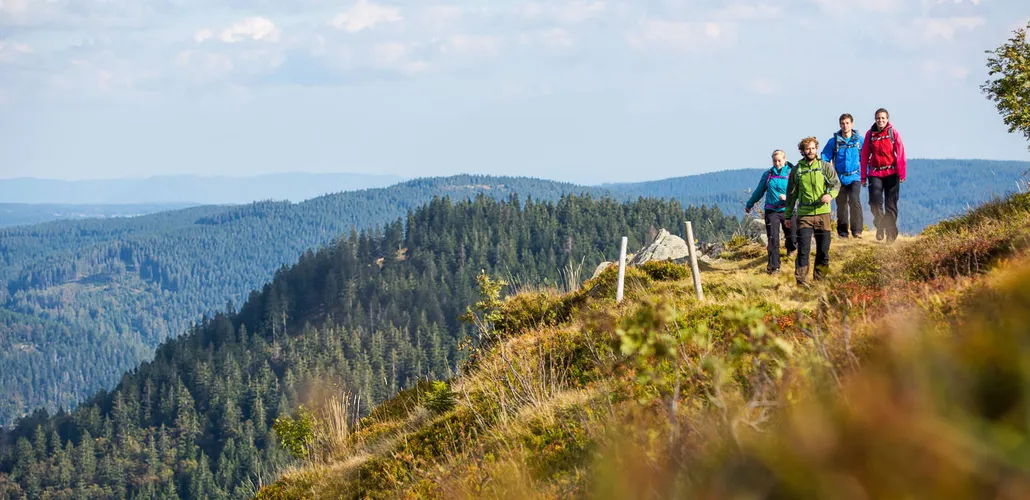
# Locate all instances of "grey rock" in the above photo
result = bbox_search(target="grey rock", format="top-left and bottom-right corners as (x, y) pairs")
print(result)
(591, 261), (614, 279)
(745, 218), (768, 245)
(630, 228), (691, 266)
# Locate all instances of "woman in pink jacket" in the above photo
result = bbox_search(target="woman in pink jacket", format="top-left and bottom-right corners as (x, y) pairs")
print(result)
(860, 108), (907, 244)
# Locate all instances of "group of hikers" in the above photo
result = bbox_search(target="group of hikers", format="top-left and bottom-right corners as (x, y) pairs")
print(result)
(744, 108), (907, 286)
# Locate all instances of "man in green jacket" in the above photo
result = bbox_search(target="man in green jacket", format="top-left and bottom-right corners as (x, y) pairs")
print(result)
(785, 136), (841, 285)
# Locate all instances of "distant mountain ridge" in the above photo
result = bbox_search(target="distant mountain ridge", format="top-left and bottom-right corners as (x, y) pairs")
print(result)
(0, 203), (199, 229)
(0, 172), (406, 205)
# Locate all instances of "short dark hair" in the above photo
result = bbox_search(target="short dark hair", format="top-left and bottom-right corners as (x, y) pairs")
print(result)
(875, 108), (890, 119)
(839, 113), (853, 123)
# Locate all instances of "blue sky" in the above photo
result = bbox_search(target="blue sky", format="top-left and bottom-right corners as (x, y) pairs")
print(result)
(1, 0), (1028, 184)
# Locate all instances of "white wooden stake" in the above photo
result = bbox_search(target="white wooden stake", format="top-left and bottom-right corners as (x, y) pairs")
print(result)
(616, 236), (628, 303)
(685, 221), (704, 301)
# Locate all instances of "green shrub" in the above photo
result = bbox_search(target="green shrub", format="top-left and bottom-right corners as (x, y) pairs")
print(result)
(272, 405), (315, 460)
(639, 260), (690, 281)
(581, 265), (653, 300)
(494, 291), (578, 336)
(422, 381), (456, 414)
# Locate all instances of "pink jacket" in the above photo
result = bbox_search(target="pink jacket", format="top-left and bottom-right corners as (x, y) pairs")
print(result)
(860, 123), (906, 182)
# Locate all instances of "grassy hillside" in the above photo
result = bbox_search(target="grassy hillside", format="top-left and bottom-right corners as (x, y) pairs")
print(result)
(257, 189), (1030, 499)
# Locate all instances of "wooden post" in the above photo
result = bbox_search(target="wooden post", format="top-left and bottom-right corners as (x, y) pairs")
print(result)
(616, 236), (628, 303)
(685, 221), (704, 301)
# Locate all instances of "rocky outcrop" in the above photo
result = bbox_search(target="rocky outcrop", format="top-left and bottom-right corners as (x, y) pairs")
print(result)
(630, 229), (690, 266)
(745, 218), (768, 245)
(590, 228), (723, 278)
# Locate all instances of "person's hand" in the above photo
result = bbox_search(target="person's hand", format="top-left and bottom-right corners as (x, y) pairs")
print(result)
(820, 194), (832, 204)
(901, 178), (906, 183)
(744, 206), (751, 214)
(862, 181), (867, 188)
(779, 194), (787, 201)
(785, 219), (791, 229)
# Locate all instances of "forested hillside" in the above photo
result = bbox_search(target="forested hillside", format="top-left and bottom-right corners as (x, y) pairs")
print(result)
(608, 159), (1030, 232)
(0, 175), (649, 427)
(0, 193), (735, 498)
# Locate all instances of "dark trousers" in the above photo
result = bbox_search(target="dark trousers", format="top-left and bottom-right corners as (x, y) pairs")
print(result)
(836, 181), (864, 237)
(764, 210), (797, 271)
(795, 213), (832, 284)
(868, 174), (900, 241)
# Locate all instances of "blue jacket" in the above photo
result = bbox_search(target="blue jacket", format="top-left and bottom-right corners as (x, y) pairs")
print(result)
(746, 162), (793, 213)
(820, 131), (863, 185)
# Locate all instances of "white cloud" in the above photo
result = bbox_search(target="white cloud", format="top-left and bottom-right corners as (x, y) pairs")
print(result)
(0, 40), (32, 62)
(194, 28), (214, 43)
(748, 77), (778, 95)
(715, 4), (781, 21)
(517, 1), (606, 24)
(912, 16), (985, 40)
(421, 4), (463, 32)
(47, 50), (153, 99)
(926, 0), (981, 5)
(371, 42), (427, 75)
(518, 28), (574, 50)
(175, 50), (235, 82)
(331, 0), (402, 33)
(625, 20), (732, 52)
(0, 0), (29, 15)
(442, 34), (503, 59)
(218, 17), (281, 43)
(812, 0), (898, 15)
(499, 81), (553, 99)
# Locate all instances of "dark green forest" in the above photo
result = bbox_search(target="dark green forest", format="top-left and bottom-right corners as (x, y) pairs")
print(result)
(0, 175), (630, 427)
(0, 193), (735, 498)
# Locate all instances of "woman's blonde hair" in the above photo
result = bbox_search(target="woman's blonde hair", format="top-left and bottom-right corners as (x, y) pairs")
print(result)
(771, 149), (786, 159)
(797, 136), (819, 154)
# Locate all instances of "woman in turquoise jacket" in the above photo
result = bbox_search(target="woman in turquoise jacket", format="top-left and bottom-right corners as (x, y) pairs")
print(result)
(745, 149), (798, 274)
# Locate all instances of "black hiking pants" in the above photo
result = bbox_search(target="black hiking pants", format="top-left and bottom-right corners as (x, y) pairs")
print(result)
(764, 210), (797, 272)
(868, 174), (900, 242)
(795, 213), (832, 285)
(836, 181), (864, 237)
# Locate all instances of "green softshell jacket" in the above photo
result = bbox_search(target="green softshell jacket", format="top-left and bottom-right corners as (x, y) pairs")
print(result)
(785, 158), (841, 218)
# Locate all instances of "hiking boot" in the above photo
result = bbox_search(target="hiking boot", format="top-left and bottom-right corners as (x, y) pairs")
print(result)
(795, 265), (809, 285)
(852, 232), (863, 239)
(876, 227), (885, 241)
(767, 268), (780, 275)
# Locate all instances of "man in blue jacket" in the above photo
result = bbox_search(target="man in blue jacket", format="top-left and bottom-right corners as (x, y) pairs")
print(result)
(745, 149), (797, 274)
(821, 113), (864, 238)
